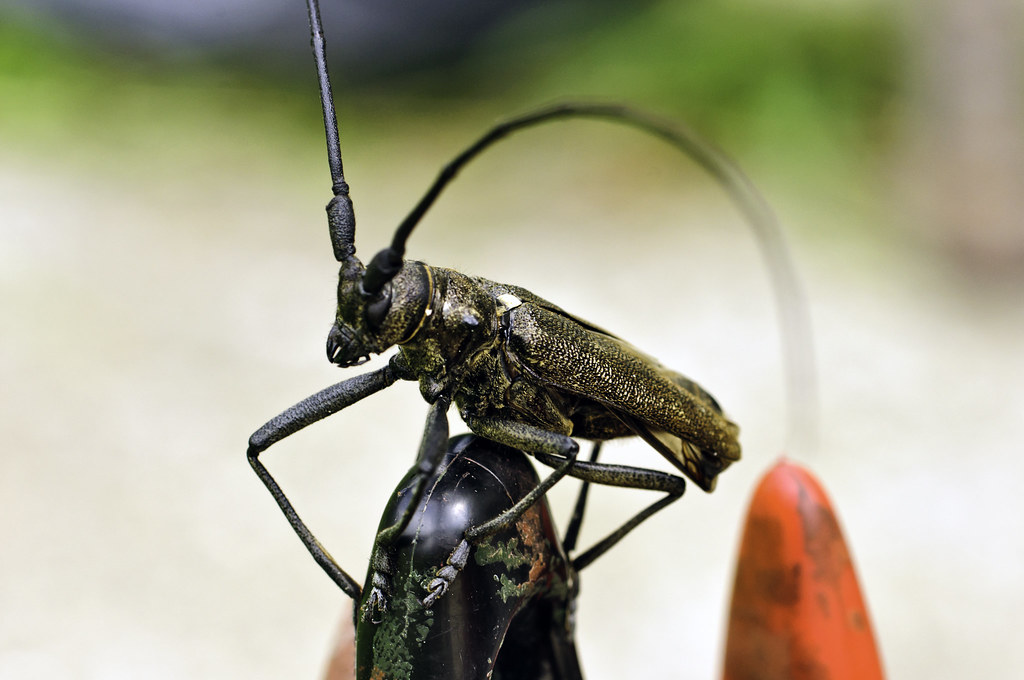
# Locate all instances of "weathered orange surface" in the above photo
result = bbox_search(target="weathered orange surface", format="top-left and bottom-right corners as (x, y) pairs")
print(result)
(722, 459), (884, 680)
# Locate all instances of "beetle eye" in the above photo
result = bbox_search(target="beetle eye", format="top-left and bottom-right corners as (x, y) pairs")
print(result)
(365, 291), (391, 330)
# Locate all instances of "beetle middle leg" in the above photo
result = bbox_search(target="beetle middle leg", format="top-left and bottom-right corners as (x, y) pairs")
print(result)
(433, 442), (686, 587)
(422, 415), (580, 606)
(424, 438), (687, 606)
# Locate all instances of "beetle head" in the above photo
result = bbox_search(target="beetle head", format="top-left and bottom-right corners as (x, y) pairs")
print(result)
(327, 256), (433, 367)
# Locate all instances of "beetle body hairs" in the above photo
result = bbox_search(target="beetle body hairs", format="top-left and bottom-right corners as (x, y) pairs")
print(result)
(248, 0), (815, 623)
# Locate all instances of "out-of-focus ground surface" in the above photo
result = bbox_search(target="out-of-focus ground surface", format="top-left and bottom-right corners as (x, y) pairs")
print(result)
(2, 1), (1023, 678)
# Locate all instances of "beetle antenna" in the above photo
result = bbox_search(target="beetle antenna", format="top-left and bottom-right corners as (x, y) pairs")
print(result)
(369, 102), (817, 455)
(306, 0), (356, 262)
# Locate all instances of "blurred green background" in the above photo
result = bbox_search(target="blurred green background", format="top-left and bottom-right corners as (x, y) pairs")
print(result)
(2, 1), (1022, 679)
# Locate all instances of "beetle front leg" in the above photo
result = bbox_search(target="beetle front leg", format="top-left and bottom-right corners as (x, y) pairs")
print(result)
(421, 416), (579, 607)
(247, 362), (405, 600)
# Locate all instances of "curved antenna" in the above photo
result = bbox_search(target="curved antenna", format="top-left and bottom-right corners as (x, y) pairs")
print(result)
(305, 0), (356, 262)
(368, 101), (817, 456)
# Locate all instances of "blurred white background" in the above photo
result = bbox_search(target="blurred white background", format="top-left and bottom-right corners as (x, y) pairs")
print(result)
(2, 1), (1023, 678)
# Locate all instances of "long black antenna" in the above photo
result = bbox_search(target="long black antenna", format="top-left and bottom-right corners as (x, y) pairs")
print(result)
(305, 0), (356, 262)
(364, 102), (817, 456)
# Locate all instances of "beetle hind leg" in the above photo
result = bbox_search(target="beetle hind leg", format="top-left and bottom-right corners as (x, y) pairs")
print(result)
(532, 450), (687, 571)
(561, 442), (603, 552)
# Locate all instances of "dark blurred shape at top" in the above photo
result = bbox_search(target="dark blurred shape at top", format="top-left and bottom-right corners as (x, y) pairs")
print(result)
(2, 0), (644, 81)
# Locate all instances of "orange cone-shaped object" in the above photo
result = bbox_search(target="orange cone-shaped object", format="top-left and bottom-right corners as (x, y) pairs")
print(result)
(722, 458), (884, 680)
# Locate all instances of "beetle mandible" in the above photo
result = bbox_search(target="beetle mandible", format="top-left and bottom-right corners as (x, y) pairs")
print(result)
(248, 0), (759, 625)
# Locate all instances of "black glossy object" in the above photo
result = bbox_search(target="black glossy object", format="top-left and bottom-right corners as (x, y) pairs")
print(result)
(355, 434), (583, 680)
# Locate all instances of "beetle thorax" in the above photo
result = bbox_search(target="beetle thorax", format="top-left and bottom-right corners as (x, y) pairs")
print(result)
(397, 267), (504, 400)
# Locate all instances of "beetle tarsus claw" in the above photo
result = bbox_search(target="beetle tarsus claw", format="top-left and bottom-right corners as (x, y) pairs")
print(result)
(361, 587), (388, 624)
(422, 539), (471, 608)
(361, 570), (392, 624)
(422, 579), (449, 608)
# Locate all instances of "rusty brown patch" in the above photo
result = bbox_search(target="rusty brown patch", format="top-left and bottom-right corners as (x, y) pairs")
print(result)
(516, 505), (549, 585)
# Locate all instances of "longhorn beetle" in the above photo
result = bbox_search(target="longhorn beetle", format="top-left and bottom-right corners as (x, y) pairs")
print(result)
(248, 0), (796, 625)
